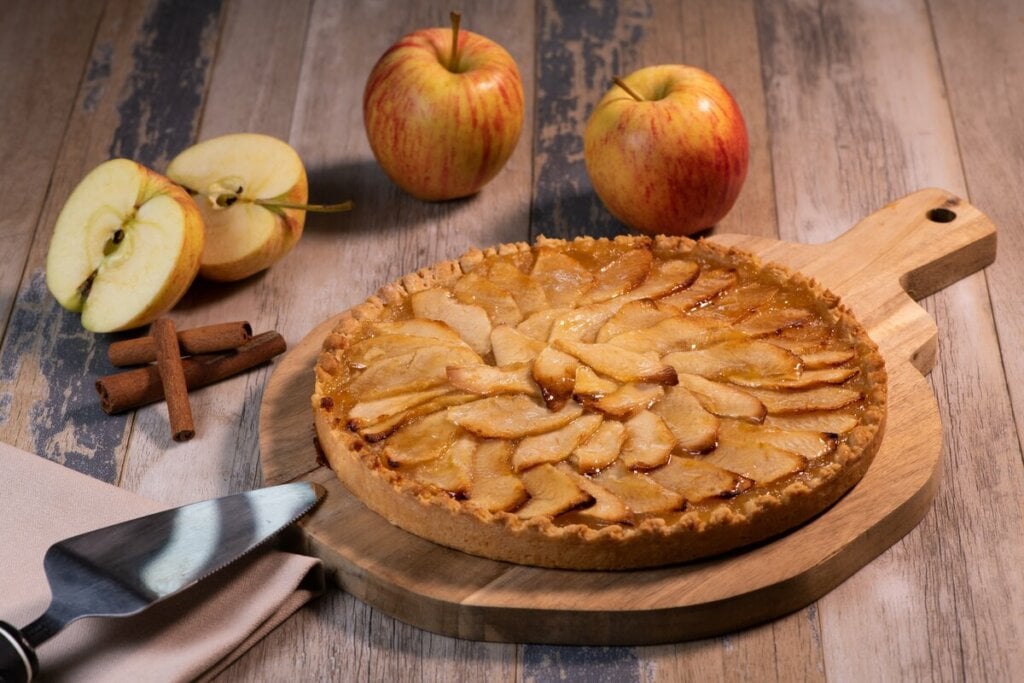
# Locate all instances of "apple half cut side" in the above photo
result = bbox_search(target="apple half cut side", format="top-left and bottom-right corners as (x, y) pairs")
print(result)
(45, 158), (204, 333)
(167, 133), (341, 282)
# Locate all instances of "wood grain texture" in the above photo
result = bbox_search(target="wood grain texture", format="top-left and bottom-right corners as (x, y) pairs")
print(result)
(754, 1), (1023, 679)
(259, 188), (995, 645)
(0, 0), (221, 480)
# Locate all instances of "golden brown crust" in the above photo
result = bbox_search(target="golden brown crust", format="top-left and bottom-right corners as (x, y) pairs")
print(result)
(312, 235), (887, 570)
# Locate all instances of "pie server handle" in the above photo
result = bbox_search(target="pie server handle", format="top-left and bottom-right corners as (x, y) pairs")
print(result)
(0, 620), (38, 683)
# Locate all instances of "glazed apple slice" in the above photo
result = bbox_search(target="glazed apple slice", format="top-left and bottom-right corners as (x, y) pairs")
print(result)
(589, 383), (665, 418)
(652, 385), (719, 453)
(647, 456), (753, 503)
(512, 413), (603, 471)
(46, 159), (204, 332)
(606, 315), (735, 355)
(746, 386), (862, 414)
(529, 248), (595, 306)
(167, 133), (348, 281)
(555, 463), (632, 524)
(730, 366), (860, 390)
(346, 333), (475, 367)
(404, 432), (476, 493)
(347, 344), (481, 399)
(676, 373), (766, 423)
(595, 298), (681, 342)
(620, 410), (676, 470)
(547, 300), (621, 343)
(698, 282), (778, 321)
(663, 340), (800, 381)
(382, 410), (460, 465)
(490, 325), (546, 365)
(800, 349), (856, 369)
(531, 346), (580, 408)
(593, 463), (684, 515)
(453, 271), (523, 326)
(660, 268), (736, 310)
(572, 365), (619, 399)
(517, 463), (592, 519)
(553, 338), (677, 385)
(578, 247), (652, 304)
(621, 258), (700, 301)
(704, 442), (806, 485)
(571, 420), (627, 473)
(719, 420), (837, 459)
(467, 440), (528, 512)
(484, 260), (549, 316)
(735, 308), (815, 337)
(517, 307), (570, 341)
(410, 288), (492, 355)
(447, 395), (583, 438)
(763, 411), (859, 434)
(446, 362), (540, 397)
(347, 386), (453, 429)
(371, 318), (466, 343)
(357, 392), (477, 442)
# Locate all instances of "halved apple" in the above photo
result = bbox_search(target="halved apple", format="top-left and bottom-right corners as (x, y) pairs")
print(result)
(167, 133), (348, 281)
(46, 159), (204, 332)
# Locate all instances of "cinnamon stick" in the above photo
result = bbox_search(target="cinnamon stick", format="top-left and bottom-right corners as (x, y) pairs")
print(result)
(152, 318), (195, 441)
(109, 321), (252, 366)
(96, 331), (287, 415)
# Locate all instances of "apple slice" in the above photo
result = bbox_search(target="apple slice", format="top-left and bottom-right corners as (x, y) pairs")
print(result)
(531, 346), (580, 408)
(166, 133), (349, 282)
(517, 463), (591, 519)
(555, 463), (632, 524)
(347, 386), (453, 429)
(663, 340), (800, 381)
(704, 442), (806, 485)
(593, 463), (684, 515)
(652, 385), (720, 453)
(357, 392), (477, 442)
(410, 288), (492, 356)
(347, 344), (480, 399)
(571, 420), (627, 473)
(800, 349), (856, 369)
(589, 383), (665, 418)
(606, 315), (736, 355)
(46, 159), (204, 332)
(446, 362), (540, 397)
(660, 268), (736, 310)
(530, 248), (595, 306)
(621, 258), (700, 301)
(446, 395), (583, 438)
(572, 365), (619, 399)
(735, 307), (815, 337)
(547, 300), (621, 343)
(648, 456), (753, 503)
(512, 413), (603, 471)
(620, 410), (676, 470)
(763, 411), (859, 434)
(729, 366), (860, 390)
(578, 247), (653, 304)
(719, 420), (837, 459)
(491, 325), (545, 365)
(595, 299), (681, 342)
(468, 440), (528, 512)
(346, 333), (474, 367)
(553, 338), (677, 385)
(453, 271), (523, 326)
(483, 260), (549, 316)
(371, 318), (466, 343)
(746, 385), (862, 414)
(404, 432), (476, 493)
(676, 373), (766, 423)
(517, 307), (570, 341)
(382, 410), (460, 465)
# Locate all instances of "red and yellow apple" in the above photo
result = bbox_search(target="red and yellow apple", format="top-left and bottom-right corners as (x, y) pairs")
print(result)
(584, 65), (749, 235)
(45, 159), (204, 332)
(363, 12), (524, 201)
(167, 133), (332, 282)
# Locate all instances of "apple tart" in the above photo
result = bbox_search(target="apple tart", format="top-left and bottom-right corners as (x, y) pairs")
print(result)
(313, 235), (886, 569)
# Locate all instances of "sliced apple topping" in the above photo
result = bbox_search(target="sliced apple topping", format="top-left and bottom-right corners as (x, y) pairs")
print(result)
(532, 346), (580, 408)
(663, 340), (801, 382)
(446, 363), (540, 397)
(746, 386), (862, 414)
(622, 258), (700, 301)
(730, 366), (860, 390)
(589, 383), (665, 418)
(447, 395), (583, 439)
(491, 325), (545, 365)
(483, 260), (549, 316)
(596, 299), (682, 342)
(704, 442), (806, 485)
(553, 338), (677, 385)
(572, 365), (619, 399)
(547, 300), (620, 343)
(620, 410), (676, 470)
(517, 463), (592, 519)
(382, 411), (460, 465)
(676, 373), (766, 423)
(578, 248), (653, 304)
(800, 349), (856, 369)
(348, 344), (481, 400)
(530, 248), (595, 307)
(405, 432), (476, 493)
(453, 271), (523, 327)
(648, 456), (753, 503)
(660, 268), (736, 310)
(701, 282), (779, 321)
(357, 392), (478, 442)
(720, 420), (837, 459)
(347, 386), (453, 429)
(763, 411), (859, 434)
(371, 319), (466, 343)
(571, 420), (627, 473)
(346, 333), (474, 367)
(467, 440), (528, 512)
(593, 463), (684, 515)
(735, 308), (816, 337)
(517, 307), (570, 341)
(652, 385), (720, 453)
(410, 288), (492, 356)
(512, 413), (603, 471)
(606, 315), (735, 355)
(555, 463), (632, 524)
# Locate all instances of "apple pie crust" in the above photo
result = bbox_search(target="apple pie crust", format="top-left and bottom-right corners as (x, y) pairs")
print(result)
(313, 235), (886, 569)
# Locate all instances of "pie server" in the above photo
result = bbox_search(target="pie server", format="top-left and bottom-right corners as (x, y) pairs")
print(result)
(0, 482), (323, 683)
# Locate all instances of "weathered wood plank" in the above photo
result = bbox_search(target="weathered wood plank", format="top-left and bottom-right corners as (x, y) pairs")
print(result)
(755, 0), (1024, 680)
(531, 0), (775, 242)
(0, 0), (222, 481)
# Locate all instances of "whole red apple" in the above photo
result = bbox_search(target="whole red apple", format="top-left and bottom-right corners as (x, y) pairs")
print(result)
(363, 12), (524, 201)
(584, 65), (749, 235)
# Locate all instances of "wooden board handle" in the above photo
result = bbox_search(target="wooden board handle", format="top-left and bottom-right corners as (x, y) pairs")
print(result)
(810, 188), (996, 301)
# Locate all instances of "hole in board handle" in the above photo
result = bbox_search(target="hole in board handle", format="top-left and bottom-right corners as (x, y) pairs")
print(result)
(927, 207), (957, 223)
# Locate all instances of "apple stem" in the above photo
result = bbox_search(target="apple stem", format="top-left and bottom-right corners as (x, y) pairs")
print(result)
(253, 198), (354, 213)
(614, 76), (644, 102)
(448, 11), (462, 72)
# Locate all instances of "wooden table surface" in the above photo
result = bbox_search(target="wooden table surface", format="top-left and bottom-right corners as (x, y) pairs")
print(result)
(2, 0), (1022, 680)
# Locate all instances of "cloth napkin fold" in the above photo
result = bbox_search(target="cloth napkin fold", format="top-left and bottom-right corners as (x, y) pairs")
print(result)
(0, 441), (323, 682)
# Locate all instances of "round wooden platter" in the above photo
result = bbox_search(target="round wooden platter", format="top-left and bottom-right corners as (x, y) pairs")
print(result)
(260, 188), (996, 645)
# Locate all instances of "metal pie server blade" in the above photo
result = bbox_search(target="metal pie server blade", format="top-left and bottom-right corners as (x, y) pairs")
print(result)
(0, 481), (323, 683)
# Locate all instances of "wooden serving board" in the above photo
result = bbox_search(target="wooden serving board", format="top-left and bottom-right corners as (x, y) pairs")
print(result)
(260, 188), (996, 645)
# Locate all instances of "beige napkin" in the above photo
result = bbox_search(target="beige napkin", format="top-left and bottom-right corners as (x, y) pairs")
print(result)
(0, 441), (323, 682)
